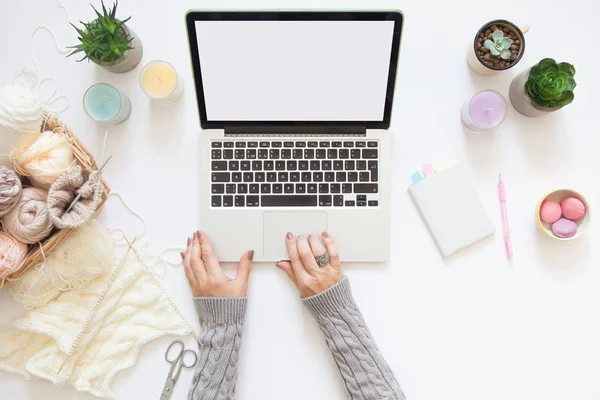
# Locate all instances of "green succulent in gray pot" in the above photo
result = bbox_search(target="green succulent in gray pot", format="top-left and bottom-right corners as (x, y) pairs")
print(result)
(510, 58), (577, 117)
(68, 1), (143, 73)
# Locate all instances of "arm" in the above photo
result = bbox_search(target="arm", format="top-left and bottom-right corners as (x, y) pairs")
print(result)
(303, 277), (405, 400)
(182, 231), (254, 400)
(277, 232), (405, 400)
(189, 297), (246, 400)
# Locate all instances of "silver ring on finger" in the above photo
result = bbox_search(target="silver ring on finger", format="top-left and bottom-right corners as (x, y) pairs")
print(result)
(314, 252), (330, 268)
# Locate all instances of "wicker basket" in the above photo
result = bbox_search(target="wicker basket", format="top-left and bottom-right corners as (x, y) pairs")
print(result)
(9, 113), (110, 279)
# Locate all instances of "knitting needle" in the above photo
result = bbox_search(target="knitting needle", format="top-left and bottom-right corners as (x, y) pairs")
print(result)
(64, 131), (110, 214)
(121, 234), (200, 341)
(100, 130), (108, 165)
(65, 155), (112, 214)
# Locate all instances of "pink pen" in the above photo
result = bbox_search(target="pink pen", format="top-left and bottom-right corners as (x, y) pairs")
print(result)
(498, 174), (513, 259)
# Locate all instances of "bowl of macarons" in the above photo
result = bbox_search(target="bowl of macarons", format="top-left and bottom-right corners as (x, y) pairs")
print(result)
(536, 189), (590, 240)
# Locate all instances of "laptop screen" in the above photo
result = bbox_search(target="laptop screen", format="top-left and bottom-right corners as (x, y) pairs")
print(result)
(187, 12), (403, 129)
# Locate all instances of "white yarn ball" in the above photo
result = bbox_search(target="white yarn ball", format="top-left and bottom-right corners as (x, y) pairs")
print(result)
(0, 84), (44, 168)
(0, 84), (45, 134)
(11, 130), (74, 190)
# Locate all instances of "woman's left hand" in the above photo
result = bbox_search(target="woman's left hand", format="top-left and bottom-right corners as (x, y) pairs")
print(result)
(181, 231), (254, 297)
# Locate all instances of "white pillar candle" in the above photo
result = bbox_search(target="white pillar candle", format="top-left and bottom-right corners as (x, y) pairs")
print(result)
(139, 61), (184, 104)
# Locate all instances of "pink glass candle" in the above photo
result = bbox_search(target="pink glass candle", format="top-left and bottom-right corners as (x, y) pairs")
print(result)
(461, 90), (507, 131)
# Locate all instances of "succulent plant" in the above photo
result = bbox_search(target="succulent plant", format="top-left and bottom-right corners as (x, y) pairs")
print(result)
(68, 1), (133, 65)
(525, 58), (576, 108)
(484, 30), (512, 60)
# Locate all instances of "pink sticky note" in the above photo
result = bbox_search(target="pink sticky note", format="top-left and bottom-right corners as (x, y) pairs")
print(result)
(423, 163), (435, 178)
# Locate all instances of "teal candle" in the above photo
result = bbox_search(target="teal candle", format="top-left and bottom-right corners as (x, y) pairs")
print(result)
(83, 83), (131, 124)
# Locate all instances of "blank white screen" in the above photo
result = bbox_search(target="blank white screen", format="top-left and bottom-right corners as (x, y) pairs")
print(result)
(195, 20), (395, 122)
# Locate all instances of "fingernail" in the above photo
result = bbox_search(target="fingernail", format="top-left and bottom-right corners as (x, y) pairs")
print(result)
(197, 231), (202, 239)
(249, 250), (255, 261)
(286, 232), (293, 239)
(322, 231), (329, 238)
(180, 252), (185, 259)
(187, 238), (191, 246)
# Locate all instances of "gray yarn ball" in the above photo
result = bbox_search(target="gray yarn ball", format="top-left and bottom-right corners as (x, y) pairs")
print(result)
(4, 187), (53, 244)
(0, 166), (22, 217)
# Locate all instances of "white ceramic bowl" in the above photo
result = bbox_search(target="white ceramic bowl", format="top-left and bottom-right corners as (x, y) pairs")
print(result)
(536, 189), (590, 241)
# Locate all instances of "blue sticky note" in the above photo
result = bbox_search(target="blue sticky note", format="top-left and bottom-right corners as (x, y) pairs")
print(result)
(411, 171), (424, 184)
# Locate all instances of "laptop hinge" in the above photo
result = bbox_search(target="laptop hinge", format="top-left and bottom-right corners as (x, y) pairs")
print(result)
(224, 124), (366, 137)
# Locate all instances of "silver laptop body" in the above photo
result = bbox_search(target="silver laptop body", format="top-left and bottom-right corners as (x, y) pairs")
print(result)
(186, 11), (403, 262)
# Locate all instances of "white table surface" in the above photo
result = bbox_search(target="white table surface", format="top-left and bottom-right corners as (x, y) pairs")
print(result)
(1, 0), (599, 399)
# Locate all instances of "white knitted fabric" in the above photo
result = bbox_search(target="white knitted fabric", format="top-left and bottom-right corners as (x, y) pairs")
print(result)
(0, 248), (193, 398)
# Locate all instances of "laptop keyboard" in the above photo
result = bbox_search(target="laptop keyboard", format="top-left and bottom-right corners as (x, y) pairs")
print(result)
(211, 140), (379, 208)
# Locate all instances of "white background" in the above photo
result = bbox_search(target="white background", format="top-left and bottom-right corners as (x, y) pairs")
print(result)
(1, 1), (599, 400)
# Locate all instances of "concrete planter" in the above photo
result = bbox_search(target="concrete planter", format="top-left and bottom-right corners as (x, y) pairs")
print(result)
(509, 68), (563, 117)
(91, 25), (143, 73)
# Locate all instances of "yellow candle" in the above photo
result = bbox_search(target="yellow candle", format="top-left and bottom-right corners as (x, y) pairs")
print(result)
(140, 61), (184, 103)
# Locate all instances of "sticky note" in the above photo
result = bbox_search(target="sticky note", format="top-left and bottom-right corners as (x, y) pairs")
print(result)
(433, 161), (446, 173)
(411, 171), (424, 184)
(423, 163), (435, 178)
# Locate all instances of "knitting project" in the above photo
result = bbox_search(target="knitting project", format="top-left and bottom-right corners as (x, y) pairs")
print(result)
(47, 165), (103, 229)
(11, 219), (114, 310)
(0, 246), (193, 398)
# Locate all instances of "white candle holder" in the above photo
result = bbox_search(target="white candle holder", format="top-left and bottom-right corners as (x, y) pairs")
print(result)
(140, 61), (184, 104)
(461, 90), (507, 132)
(83, 83), (131, 125)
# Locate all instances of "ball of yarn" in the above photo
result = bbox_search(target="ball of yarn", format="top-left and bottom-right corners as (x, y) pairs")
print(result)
(0, 166), (22, 217)
(11, 130), (74, 189)
(11, 219), (114, 309)
(0, 84), (44, 133)
(4, 187), (53, 244)
(0, 231), (28, 287)
(0, 84), (44, 135)
(48, 165), (104, 229)
(0, 84), (44, 168)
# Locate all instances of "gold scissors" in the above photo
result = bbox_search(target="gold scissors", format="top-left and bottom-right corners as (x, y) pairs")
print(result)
(160, 340), (198, 400)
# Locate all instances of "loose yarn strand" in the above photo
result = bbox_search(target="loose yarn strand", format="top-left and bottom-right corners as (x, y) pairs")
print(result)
(104, 192), (149, 246)
(38, 78), (70, 115)
(142, 247), (185, 278)
(13, 0), (72, 115)
(102, 193), (185, 279)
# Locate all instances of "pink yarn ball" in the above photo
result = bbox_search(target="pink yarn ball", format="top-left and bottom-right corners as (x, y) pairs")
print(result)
(0, 231), (28, 287)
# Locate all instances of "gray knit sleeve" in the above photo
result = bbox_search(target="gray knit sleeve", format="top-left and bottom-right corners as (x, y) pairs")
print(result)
(188, 297), (247, 400)
(303, 277), (406, 400)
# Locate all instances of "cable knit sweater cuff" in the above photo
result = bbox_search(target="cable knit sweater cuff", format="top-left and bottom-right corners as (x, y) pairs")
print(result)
(194, 297), (247, 324)
(302, 276), (354, 317)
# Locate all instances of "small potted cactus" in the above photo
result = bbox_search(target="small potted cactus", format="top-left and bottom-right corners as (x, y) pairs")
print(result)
(68, 1), (143, 73)
(467, 20), (526, 76)
(509, 58), (576, 117)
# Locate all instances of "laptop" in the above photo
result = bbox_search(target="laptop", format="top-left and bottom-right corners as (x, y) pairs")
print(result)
(185, 11), (403, 262)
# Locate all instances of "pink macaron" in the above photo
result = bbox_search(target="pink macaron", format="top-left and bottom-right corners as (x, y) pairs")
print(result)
(561, 196), (586, 221)
(552, 218), (578, 238)
(539, 200), (562, 224)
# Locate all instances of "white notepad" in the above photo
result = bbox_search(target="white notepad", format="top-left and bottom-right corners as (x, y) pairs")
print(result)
(408, 164), (495, 256)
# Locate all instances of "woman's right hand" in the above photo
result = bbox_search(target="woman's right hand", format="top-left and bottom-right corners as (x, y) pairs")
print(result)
(276, 232), (344, 298)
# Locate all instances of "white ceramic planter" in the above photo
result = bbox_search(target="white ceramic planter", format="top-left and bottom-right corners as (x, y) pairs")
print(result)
(92, 25), (143, 73)
(509, 68), (562, 117)
(466, 47), (498, 76)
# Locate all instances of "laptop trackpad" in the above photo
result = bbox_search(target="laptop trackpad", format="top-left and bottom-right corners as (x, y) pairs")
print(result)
(263, 212), (327, 260)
